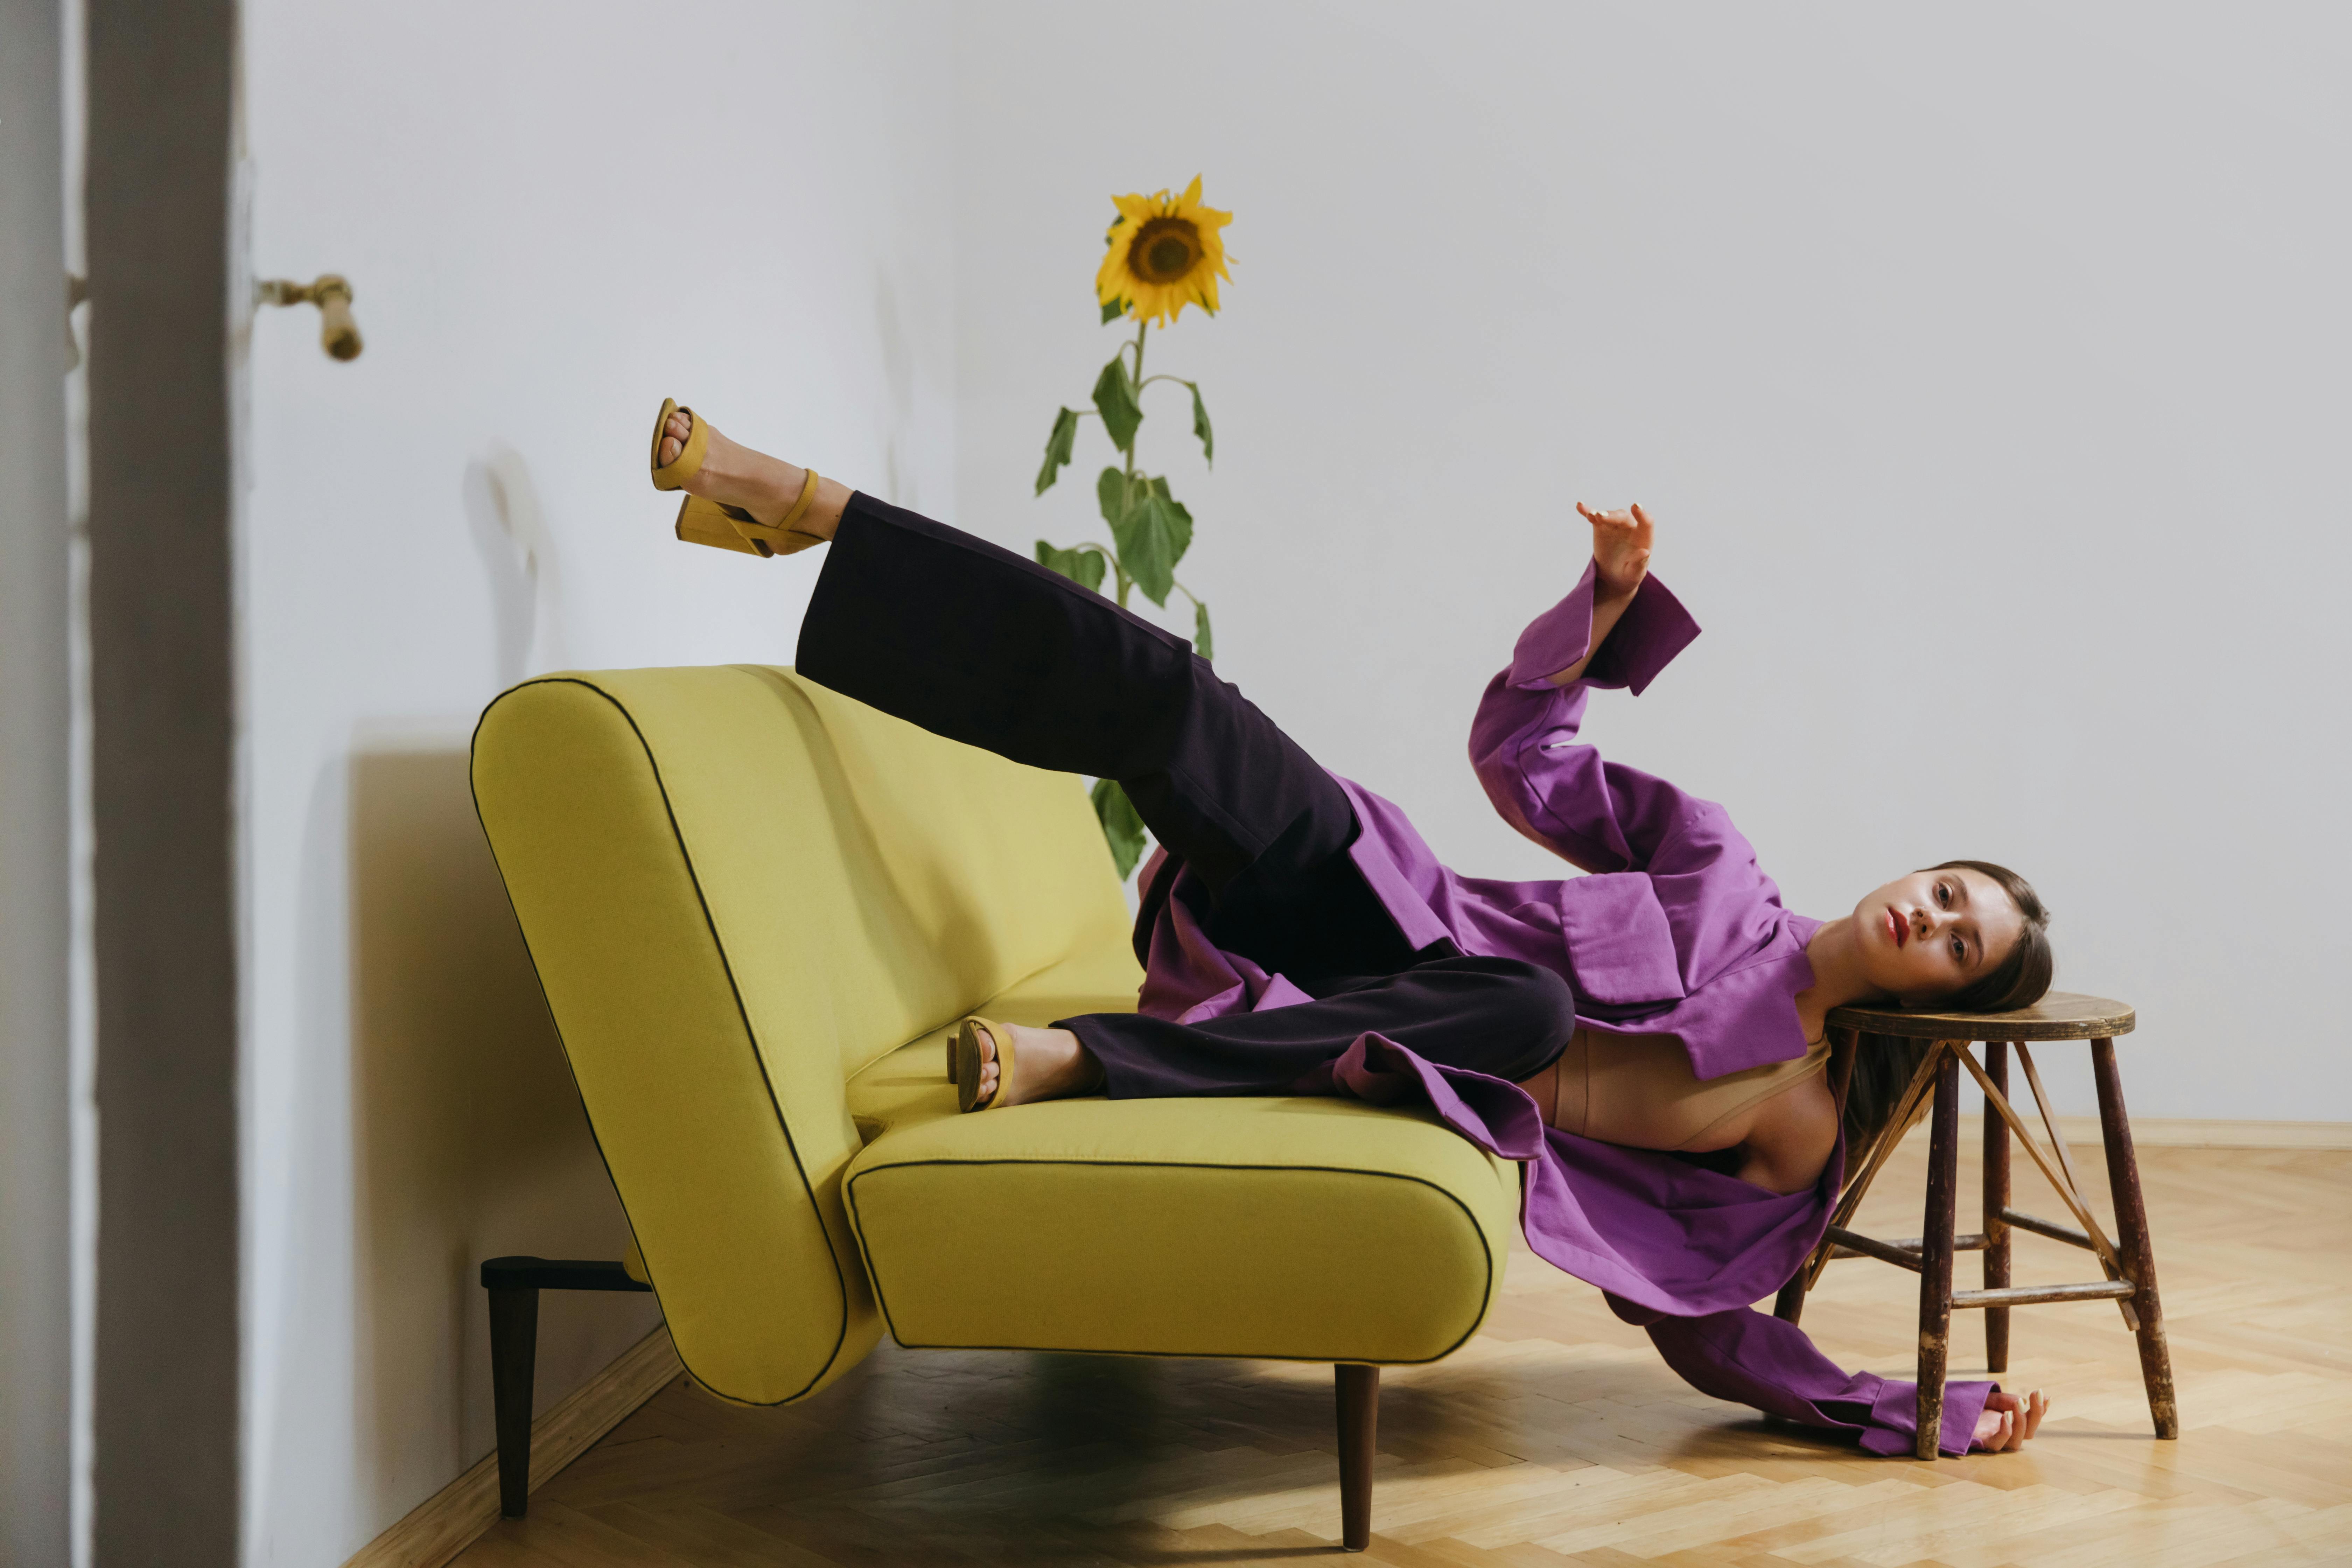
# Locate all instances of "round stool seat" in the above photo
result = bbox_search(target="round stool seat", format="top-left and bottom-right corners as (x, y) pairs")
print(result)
(1827, 989), (2134, 1042)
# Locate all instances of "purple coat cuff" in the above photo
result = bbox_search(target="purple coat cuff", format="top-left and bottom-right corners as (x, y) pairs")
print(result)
(1506, 561), (1701, 694)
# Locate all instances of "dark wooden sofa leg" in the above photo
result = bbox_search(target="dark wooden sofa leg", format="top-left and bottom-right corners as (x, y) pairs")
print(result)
(1335, 1364), (1380, 1552)
(486, 1277), (539, 1519)
(479, 1256), (655, 1519)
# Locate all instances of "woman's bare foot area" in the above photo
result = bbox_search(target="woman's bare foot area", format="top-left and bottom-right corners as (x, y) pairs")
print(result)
(972, 1023), (1103, 1108)
(658, 410), (853, 540)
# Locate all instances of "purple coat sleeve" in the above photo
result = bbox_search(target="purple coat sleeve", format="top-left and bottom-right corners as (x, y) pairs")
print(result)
(1467, 563), (1706, 876)
(1606, 1294), (1999, 1458)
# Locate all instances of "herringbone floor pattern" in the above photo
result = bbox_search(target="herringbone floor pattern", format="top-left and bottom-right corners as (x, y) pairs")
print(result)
(456, 1142), (2352, 1566)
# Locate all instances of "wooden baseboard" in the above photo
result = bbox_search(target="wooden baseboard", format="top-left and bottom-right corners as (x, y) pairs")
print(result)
(342, 1325), (682, 1568)
(1913, 1114), (2352, 1151)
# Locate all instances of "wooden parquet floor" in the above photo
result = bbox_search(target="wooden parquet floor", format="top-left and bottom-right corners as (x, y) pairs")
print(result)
(455, 1143), (2352, 1567)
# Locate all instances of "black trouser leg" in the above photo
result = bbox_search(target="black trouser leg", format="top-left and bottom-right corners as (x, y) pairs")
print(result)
(1063, 957), (1579, 1099)
(796, 495), (1414, 977)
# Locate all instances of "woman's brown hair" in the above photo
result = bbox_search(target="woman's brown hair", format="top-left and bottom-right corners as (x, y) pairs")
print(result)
(1840, 860), (2054, 1160)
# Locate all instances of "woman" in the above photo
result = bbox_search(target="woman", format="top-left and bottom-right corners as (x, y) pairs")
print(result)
(650, 402), (2054, 1456)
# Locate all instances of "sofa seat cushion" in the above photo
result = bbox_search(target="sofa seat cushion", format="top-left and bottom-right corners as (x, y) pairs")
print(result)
(841, 1089), (1517, 1366)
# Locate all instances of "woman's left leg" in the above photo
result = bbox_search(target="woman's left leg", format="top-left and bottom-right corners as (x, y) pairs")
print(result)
(1059, 955), (1580, 1100)
(797, 494), (1420, 981)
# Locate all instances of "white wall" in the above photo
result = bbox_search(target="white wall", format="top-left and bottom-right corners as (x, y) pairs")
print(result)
(225, 3), (2345, 1559)
(236, 4), (953, 1562)
(951, 1), (2352, 1122)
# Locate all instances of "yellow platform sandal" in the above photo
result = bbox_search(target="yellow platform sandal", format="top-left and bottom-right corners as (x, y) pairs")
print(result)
(952, 1016), (1017, 1114)
(649, 397), (826, 558)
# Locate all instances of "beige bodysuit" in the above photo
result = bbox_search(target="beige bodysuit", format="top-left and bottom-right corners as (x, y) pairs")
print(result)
(1530, 1028), (1833, 1152)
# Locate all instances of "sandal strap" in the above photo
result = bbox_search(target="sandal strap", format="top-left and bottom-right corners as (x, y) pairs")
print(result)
(717, 467), (822, 554)
(778, 467), (821, 533)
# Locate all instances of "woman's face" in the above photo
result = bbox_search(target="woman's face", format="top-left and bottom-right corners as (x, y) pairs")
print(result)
(1850, 866), (2025, 1007)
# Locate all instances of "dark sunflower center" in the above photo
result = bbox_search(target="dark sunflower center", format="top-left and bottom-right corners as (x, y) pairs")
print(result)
(1131, 218), (1200, 285)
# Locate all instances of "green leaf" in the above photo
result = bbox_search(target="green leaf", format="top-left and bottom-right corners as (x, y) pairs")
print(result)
(1091, 777), (1149, 881)
(1112, 479), (1192, 607)
(1189, 383), (1214, 465)
(1193, 599), (1214, 661)
(1034, 406), (1080, 495)
(1101, 297), (1128, 324)
(1092, 357), (1143, 453)
(1096, 465), (1130, 531)
(1034, 540), (1106, 594)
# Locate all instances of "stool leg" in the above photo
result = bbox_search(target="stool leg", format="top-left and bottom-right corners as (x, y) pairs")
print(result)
(1982, 1042), (2012, 1375)
(1914, 1045), (1960, 1460)
(2092, 1038), (2179, 1440)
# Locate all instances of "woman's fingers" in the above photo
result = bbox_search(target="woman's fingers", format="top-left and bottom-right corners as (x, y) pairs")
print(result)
(1974, 1390), (2050, 1452)
(1976, 1392), (2018, 1452)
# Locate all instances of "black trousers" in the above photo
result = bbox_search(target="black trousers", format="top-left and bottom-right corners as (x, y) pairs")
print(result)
(795, 494), (1578, 1097)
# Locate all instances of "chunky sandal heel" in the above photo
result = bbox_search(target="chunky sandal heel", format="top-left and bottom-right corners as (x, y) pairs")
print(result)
(674, 496), (770, 555)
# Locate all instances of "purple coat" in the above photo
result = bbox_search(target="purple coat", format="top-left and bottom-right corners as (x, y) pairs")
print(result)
(1133, 563), (1997, 1458)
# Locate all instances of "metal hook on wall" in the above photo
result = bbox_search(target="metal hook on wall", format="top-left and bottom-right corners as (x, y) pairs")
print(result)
(256, 273), (363, 361)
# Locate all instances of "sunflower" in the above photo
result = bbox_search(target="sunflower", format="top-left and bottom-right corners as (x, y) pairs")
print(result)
(1097, 175), (1233, 328)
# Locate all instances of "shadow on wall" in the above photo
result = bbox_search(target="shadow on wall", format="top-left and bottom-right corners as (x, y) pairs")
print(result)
(349, 743), (660, 1516)
(463, 445), (565, 687)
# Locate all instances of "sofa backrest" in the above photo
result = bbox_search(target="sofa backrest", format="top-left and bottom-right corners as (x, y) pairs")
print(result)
(470, 665), (1133, 1405)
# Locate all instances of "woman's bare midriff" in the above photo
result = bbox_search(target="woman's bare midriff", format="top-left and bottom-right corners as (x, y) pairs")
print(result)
(1517, 1027), (1840, 1195)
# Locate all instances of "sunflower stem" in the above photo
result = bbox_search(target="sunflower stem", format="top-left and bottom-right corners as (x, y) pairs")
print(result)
(1117, 317), (1148, 606)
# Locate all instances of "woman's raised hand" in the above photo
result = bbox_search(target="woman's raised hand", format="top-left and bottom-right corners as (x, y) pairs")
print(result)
(1576, 502), (1653, 602)
(1972, 1388), (2049, 1452)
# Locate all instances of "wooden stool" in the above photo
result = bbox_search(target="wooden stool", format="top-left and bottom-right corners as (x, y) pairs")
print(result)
(1772, 992), (2178, 1458)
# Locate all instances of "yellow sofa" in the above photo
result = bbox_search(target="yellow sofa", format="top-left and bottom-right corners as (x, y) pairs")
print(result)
(469, 664), (1520, 1549)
